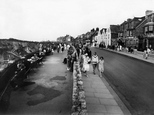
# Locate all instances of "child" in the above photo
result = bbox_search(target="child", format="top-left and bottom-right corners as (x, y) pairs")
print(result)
(98, 56), (104, 77)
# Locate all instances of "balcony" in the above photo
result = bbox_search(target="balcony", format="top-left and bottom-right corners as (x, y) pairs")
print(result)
(144, 22), (154, 36)
(145, 22), (154, 27)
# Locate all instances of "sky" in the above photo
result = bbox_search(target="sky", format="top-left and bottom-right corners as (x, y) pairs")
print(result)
(0, 0), (153, 41)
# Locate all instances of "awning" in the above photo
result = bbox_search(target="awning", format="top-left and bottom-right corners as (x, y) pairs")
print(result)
(145, 22), (154, 26)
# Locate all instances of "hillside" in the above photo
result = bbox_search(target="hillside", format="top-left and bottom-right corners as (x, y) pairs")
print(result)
(0, 38), (39, 71)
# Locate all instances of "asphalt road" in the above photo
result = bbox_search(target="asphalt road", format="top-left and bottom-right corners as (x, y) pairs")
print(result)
(4, 51), (72, 115)
(91, 47), (154, 115)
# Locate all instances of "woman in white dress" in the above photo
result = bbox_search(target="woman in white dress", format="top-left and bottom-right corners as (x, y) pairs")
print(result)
(83, 53), (91, 77)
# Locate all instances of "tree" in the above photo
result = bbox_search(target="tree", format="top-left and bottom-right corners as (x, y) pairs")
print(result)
(91, 28), (95, 32)
(96, 27), (99, 31)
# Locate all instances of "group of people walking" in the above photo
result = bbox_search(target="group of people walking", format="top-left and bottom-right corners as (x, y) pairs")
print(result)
(143, 47), (151, 59)
(69, 44), (104, 77)
(80, 50), (104, 77)
(63, 43), (105, 77)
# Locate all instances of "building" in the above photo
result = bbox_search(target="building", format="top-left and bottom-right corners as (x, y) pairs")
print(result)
(57, 35), (74, 43)
(126, 17), (146, 48)
(101, 28), (111, 47)
(144, 10), (154, 49)
(135, 17), (147, 50)
(93, 28), (111, 48)
(118, 16), (146, 48)
(94, 30), (101, 46)
(109, 25), (120, 46)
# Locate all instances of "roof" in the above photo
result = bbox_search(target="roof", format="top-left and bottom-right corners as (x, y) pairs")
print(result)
(135, 17), (147, 29)
(110, 25), (120, 33)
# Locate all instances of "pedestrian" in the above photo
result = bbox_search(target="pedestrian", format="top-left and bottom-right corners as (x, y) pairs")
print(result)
(67, 44), (70, 50)
(83, 53), (91, 77)
(145, 50), (148, 59)
(147, 47), (151, 54)
(143, 49), (148, 59)
(98, 56), (104, 77)
(57, 45), (60, 53)
(91, 52), (99, 74)
(67, 46), (73, 70)
(87, 48), (92, 59)
(119, 45), (122, 51)
(61, 45), (64, 52)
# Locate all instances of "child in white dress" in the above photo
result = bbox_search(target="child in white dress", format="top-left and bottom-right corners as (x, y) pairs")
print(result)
(98, 56), (104, 77)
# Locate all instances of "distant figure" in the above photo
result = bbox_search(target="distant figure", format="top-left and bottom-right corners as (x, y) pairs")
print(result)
(126, 47), (128, 52)
(67, 44), (70, 50)
(61, 45), (64, 52)
(143, 50), (148, 59)
(119, 45), (122, 51)
(87, 48), (92, 59)
(63, 57), (67, 64)
(147, 48), (151, 54)
(143, 48), (150, 59)
(57, 45), (60, 53)
(98, 56), (104, 77)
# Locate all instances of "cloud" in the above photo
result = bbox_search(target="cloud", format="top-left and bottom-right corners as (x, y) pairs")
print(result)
(0, 0), (153, 41)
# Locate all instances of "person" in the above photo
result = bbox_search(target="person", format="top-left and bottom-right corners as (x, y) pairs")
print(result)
(144, 49), (149, 59)
(91, 52), (99, 74)
(98, 56), (104, 77)
(67, 46), (73, 70)
(147, 47), (151, 54)
(83, 53), (91, 77)
(57, 45), (60, 53)
(119, 45), (122, 51)
(87, 48), (92, 59)
(67, 44), (70, 50)
(61, 45), (64, 52)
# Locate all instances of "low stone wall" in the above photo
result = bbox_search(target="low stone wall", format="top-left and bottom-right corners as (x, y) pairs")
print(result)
(71, 61), (87, 115)
(107, 47), (154, 59)
(134, 50), (154, 58)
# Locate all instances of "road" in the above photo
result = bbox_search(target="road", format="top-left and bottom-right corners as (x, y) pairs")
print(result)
(4, 51), (72, 115)
(91, 47), (154, 115)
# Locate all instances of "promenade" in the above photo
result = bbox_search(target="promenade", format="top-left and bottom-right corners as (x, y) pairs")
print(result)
(82, 65), (131, 115)
(5, 51), (72, 115)
(82, 47), (154, 115)
(3, 47), (154, 115)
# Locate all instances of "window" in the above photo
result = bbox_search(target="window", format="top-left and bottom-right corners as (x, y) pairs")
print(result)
(127, 31), (129, 36)
(130, 31), (132, 36)
(145, 27), (148, 33)
(131, 22), (134, 28)
(149, 26), (153, 31)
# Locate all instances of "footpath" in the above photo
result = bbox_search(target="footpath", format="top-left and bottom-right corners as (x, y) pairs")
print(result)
(82, 47), (154, 115)
(103, 48), (154, 64)
(82, 65), (131, 115)
(72, 47), (154, 115)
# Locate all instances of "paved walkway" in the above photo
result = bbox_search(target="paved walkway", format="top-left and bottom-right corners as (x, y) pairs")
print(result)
(82, 65), (131, 115)
(6, 51), (72, 115)
(82, 47), (154, 115)
(103, 48), (154, 64)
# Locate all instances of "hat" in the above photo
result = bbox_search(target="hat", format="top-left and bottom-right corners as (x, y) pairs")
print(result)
(85, 53), (88, 56)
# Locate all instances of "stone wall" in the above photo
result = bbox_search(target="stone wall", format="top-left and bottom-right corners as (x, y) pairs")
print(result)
(71, 61), (87, 115)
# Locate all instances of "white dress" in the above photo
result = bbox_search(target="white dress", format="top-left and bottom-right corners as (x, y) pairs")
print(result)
(98, 60), (104, 72)
(83, 55), (90, 71)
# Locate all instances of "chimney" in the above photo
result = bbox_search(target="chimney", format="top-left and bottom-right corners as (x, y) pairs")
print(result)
(145, 10), (153, 19)
(127, 18), (131, 22)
